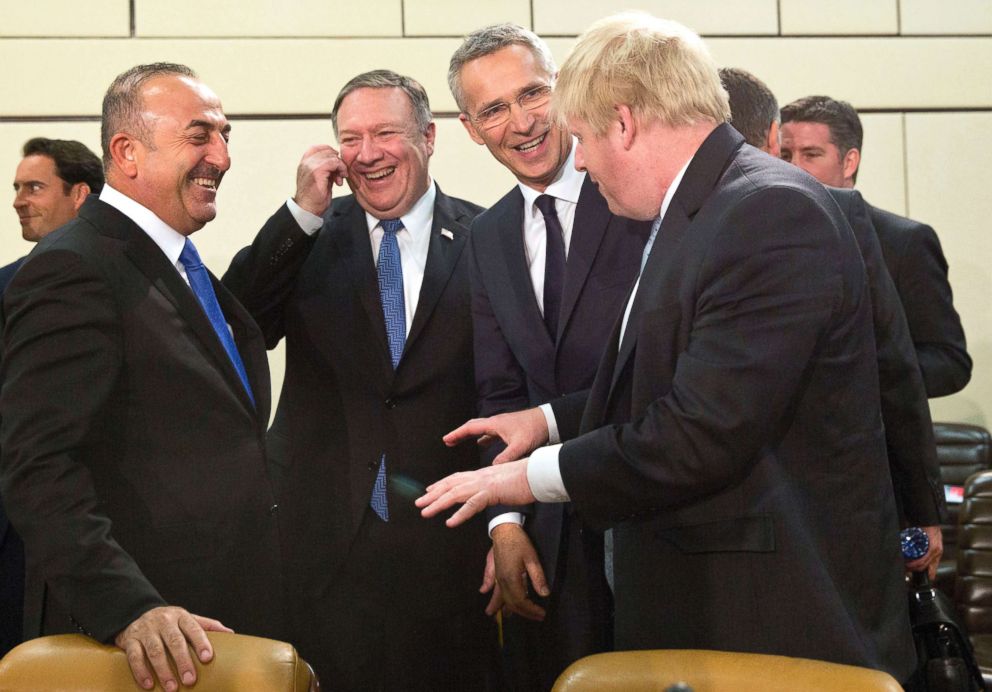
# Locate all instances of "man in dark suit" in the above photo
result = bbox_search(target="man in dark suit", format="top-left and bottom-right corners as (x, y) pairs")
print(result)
(1, 137), (104, 657)
(223, 70), (496, 690)
(420, 12), (917, 683)
(0, 63), (283, 692)
(780, 94), (971, 398)
(720, 67), (945, 577)
(446, 24), (649, 688)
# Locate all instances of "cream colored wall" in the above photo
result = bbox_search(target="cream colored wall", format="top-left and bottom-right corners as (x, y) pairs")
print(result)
(1, 0), (989, 426)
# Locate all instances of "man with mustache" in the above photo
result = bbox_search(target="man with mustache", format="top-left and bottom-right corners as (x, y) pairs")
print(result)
(0, 63), (284, 692)
(224, 70), (497, 690)
(447, 23), (649, 689)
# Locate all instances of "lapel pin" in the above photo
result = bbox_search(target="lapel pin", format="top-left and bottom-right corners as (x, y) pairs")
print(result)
(441, 228), (454, 240)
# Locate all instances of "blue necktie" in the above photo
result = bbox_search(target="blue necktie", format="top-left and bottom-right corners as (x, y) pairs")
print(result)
(536, 195), (566, 341)
(179, 238), (255, 406)
(372, 218), (406, 521)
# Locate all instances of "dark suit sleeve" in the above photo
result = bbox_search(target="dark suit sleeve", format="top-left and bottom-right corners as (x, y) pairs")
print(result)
(222, 203), (318, 349)
(891, 221), (971, 397)
(0, 251), (165, 642)
(559, 187), (861, 528)
(848, 193), (944, 525)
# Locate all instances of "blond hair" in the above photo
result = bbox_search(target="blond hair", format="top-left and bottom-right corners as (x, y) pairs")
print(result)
(553, 12), (729, 134)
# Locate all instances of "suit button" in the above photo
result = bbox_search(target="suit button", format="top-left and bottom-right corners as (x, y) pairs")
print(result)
(368, 462), (376, 471)
(384, 398), (396, 409)
(268, 504), (279, 515)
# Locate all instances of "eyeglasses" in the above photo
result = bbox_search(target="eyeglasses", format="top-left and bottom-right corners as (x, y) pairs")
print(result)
(471, 85), (552, 130)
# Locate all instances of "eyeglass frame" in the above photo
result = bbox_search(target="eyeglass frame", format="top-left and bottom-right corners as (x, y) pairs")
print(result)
(469, 84), (553, 131)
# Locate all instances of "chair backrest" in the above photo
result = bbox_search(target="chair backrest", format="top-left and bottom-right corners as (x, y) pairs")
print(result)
(0, 631), (318, 691)
(936, 422), (992, 551)
(551, 649), (902, 692)
(957, 470), (992, 635)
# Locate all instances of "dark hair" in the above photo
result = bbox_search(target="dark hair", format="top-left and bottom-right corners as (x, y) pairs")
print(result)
(101, 62), (199, 167)
(719, 67), (779, 149)
(22, 137), (105, 194)
(780, 95), (863, 181)
(331, 70), (432, 138)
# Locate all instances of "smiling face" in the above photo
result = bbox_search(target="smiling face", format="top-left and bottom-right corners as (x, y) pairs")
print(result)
(126, 75), (231, 235)
(335, 87), (434, 219)
(13, 154), (85, 241)
(457, 45), (571, 192)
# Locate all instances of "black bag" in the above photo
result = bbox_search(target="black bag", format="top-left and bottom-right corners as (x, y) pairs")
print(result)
(907, 571), (986, 692)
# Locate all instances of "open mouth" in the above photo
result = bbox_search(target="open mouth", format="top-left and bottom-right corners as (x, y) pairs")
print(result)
(364, 167), (396, 181)
(515, 133), (547, 154)
(191, 177), (218, 191)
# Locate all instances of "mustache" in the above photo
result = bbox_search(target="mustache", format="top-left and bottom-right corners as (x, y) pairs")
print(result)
(188, 164), (223, 179)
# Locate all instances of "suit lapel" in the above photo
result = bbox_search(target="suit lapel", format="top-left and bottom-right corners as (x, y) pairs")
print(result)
(404, 189), (471, 351)
(95, 201), (260, 417)
(607, 123), (745, 396)
(557, 175), (610, 341)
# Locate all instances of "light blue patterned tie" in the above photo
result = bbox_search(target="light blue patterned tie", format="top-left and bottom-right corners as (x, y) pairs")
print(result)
(372, 218), (406, 521)
(179, 238), (255, 406)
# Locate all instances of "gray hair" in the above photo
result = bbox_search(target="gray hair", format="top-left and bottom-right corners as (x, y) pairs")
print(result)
(331, 70), (433, 138)
(448, 23), (557, 112)
(101, 62), (198, 167)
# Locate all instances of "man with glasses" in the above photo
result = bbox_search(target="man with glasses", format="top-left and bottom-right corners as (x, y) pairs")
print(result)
(448, 24), (649, 689)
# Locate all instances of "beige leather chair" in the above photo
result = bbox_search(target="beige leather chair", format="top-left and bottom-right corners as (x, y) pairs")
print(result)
(552, 649), (902, 692)
(0, 632), (318, 691)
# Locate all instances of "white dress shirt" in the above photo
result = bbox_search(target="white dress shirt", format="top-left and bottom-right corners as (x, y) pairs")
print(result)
(287, 181), (437, 337)
(527, 159), (691, 502)
(99, 184), (191, 286)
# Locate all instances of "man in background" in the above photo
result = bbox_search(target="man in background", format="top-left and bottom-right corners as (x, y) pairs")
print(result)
(720, 66), (945, 577)
(780, 94), (971, 398)
(448, 23), (648, 689)
(1, 137), (104, 656)
(224, 69), (497, 690)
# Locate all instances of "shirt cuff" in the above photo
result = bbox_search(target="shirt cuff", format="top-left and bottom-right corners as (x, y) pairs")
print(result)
(286, 197), (324, 235)
(527, 445), (570, 502)
(488, 512), (525, 538)
(540, 403), (560, 445)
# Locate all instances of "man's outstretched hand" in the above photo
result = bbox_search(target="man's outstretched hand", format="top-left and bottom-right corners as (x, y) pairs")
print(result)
(442, 408), (550, 464)
(417, 460), (535, 527)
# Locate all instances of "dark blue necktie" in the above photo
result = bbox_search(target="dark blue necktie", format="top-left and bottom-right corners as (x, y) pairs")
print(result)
(536, 195), (566, 341)
(179, 238), (255, 406)
(372, 218), (406, 521)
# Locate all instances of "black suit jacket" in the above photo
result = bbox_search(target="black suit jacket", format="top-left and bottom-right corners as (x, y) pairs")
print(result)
(829, 189), (943, 526)
(0, 197), (283, 643)
(868, 203), (970, 397)
(470, 176), (648, 587)
(223, 189), (489, 620)
(552, 127), (916, 680)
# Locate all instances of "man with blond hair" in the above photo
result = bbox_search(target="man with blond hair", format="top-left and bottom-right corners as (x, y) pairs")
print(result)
(421, 12), (916, 681)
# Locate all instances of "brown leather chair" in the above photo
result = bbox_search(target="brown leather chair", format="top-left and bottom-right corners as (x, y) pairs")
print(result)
(551, 649), (902, 691)
(0, 631), (318, 691)
(956, 469), (992, 685)
(935, 422), (992, 595)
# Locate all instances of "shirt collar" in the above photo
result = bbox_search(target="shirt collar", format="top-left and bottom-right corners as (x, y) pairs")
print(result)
(658, 158), (691, 223)
(99, 184), (187, 269)
(518, 139), (584, 214)
(365, 179), (436, 239)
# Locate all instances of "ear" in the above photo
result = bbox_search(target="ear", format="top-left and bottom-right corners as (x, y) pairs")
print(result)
(423, 122), (436, 157)
(841, 147), (860, 185)
(109, 133), (140, 178)
(459, 113), (486, 146)
(70, 182), (91, 211)
(615, 104), (636, 150)
(765, 120), (781, 158)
